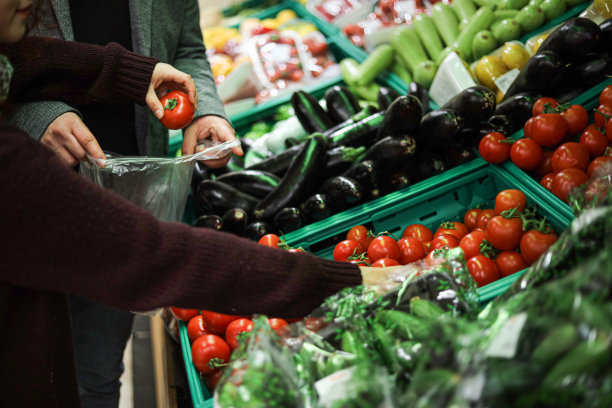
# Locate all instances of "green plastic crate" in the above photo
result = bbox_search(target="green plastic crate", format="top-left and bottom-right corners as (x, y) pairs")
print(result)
(179, 322), (214, 408)
(283, 160), (572, 301)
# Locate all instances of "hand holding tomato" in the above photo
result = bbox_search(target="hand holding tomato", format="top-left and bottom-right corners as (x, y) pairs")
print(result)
(147, 62), (197, 119)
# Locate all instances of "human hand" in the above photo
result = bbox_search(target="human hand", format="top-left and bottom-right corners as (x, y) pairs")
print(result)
(182, 115), (243, 168)
(41, 112), (105, 167)
(146, 62), (198, 120)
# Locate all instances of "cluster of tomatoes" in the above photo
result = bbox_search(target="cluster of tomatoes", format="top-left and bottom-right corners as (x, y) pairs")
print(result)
(169, 307), (289, 390)
(479, 86), (612, 203)
(329, 189), (558, 288)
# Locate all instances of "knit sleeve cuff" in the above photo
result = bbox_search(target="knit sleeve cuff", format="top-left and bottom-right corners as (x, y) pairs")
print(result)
(114, 50), (159, 102)
(313, 257), (363, 292)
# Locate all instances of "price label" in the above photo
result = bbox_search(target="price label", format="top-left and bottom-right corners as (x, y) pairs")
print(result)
(485, 312), (528, 359)
(314, 367), (356, 408)
(494, 68), (520, 95)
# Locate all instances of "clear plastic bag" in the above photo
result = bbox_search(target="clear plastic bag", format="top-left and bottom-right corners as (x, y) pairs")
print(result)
(79, 140), (239, 222)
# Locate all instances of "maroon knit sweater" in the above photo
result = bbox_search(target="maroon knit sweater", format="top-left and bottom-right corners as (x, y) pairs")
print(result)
(0, 38), (360, 407)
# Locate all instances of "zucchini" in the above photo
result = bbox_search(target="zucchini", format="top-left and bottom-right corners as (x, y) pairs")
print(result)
(327, 112), (385, 148)
(340, 58), (361, 86)
(215, 170), (280, 199)
(390, 26), (429, 74)
(273, 207), (305, 233)
(354, 44), (394, 86)
(242, 221), (276, 241)
(324, 85), (361, 124)
(413, 13), (444, 61)
(301, 193), (332, 223)
(253, 133), (328, 221)
(377, 95), (423, 139)
(452, 6), (495, 62)
(320, 176), (363, 212)
(453, 0), (477, 21)
(432, 3), (460, 47)
(221, 208), (249, 235)
(193, 214), (223, 230)
(418, 109), (466, 149)
(391, 58), (413, 84)
(377, 87), (401, 111)
(245, 144), (302, 177)
(290, 90), (334, 134)
(441, 86), (496, 125)
(196, 180), (260, 216)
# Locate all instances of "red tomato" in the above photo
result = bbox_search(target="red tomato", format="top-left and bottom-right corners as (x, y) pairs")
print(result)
(434, 221), (469, 240)
(486, 216), (524, 251)
(510, 138), (544, 171)
(552, 168), (589, 202)
(600, 85), (612, 106)
(496, 251), (528, 277)
(421, 241), (431, 252)
(191, 334), (231, 374)
(607, 119), (612, 143)
(348, 258), (370, 266)
(463, 208), (482, 231)
(430, 234), (460, 250)
(536, 150), (554, 177)
(346, 225), (374, 250)
(494, 189), (527, 215)
(467, 255), (501, 287)
(475, 209), (497, 229)
(201, 311), (241, 336)
(561, 105), (588, 136)
(371, 257), (401, 267)
(459, 230), (488, 260)
(225, 318), (254, 350)
(524, 117), (534, 139)
(187, 315), (207, 343)
(588, 156), (612, 177)
(595, 103), (612, 128)
(170, 307), (200, 322)
(159, 90), (195, 130)
(367, 236), (401, 262)
(532, 97), (558, 116)
(333, 240), (364, 262)
(530, 113), (567, 147)
(540, 173), (555, 191)
(520, 230), (558, 265)
(398, 238), (426, 264)
(552, 142), (590, 172)
(258, 234), (280, 248)
(204, 370), (224, 391)
(304, 317), (329, 332)
(268, 318), (289, 336)
(401, 224), (433, 242)
(478, 132), (510, 164)
(579, 125), (609, 158)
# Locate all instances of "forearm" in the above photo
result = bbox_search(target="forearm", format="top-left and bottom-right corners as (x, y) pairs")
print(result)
(0, 126), (360, 317)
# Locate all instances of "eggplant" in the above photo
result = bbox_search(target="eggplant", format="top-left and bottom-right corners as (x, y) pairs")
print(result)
(553, 87), (589, 104)
(291, 90), (334, 133)
(242, 221), (276, 241)
(566, 53), (612, 90)
(322, 105), (379, 137)
(408, 82), (430, 113)
(325, 146), (366, 175)
(301, 193), (332, 223)
(343, 159), (378, 190)
(495, 92), (541, 133)
(487, 115), (514, 137)
(418, 109), (465, 149)
(324, 85), (361, 124)
(413, 152), (447, 180)
(273, 207), (305, 233)
(221, 208), (249, 235)
(246, 144), (302, 176)
(377, 87), (401, 110)
(365, 184), (383, 202)
(327, 112), (384, 148)
(191, 161), (210, 196)
(216, 170), (280, 199)
(600, 19), (612, 51)
(196, 180), (260, 216)
(441, 86), (496, 125)
(193, 214), (223, 230)
(320, 176), (363, 212)
(253, 133), (328, 221)
(376, 95), (422, 140)
(380, 169), (411, 194)
(443, 145), (475, 168)
(504, 51), (565, 99)
(361, 135), (417, 170)
(536, 18), (601, 62)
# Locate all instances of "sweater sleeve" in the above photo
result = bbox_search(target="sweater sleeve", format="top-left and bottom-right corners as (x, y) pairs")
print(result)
(5, 37), (158, 105)
(0, 126), (361, 318)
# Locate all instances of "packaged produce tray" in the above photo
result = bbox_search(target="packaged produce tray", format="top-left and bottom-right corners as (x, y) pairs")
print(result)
(283, 159), (573, 302)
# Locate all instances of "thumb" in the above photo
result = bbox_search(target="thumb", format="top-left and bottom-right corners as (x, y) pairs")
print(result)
(145, 87), (164, 119)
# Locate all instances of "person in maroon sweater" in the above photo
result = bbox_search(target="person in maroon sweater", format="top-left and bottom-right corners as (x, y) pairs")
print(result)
(0, 2), (390, 406)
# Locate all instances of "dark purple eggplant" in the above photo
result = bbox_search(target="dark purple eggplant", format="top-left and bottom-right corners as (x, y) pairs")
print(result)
(487, 115), (514, 136)
(343, 160), (378, 190)
(365, 184), (383, 202)
(495, 92), (541, 133)
(193, 214), (223, 230)
(418, 109), (465, 149)
(320, 176), (363, 212)
(377, 87), (401, 110)
(273, 207), (305, 233)
(376, 95), (422, 140)
(253, 133), (328, 221)
(504, 51), (566, 99)
(361, 135), (417, 170)
(536, 18), (601, 61)
(443, 145), (475, 168)
(441, 86), (496, 125)
(191, 161), (210, 196)
(553, 87), (589, 104)
(325, 146), (366, 175)
(196, 180), (260, 216)
(413, 152), (447, 181)
(324, 85), (361, 124)
(291, 90), (334, 133)
(301, 193), (332, 223)
(216, 170), (280, 199)
(322, 105), (379, 137)
(221, 208), (249, 235)
(566, 53), (612, 89)
(600, 19), (612, 51)
(327, 112), (384, 148)
(246, 144), (302, 176)
(408, 82), (430, 113)
(242, 221), (276, 241)
(380, 169), (411, 194)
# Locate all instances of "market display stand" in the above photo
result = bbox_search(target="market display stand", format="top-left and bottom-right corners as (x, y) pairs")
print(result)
(151, 315), (179, 408)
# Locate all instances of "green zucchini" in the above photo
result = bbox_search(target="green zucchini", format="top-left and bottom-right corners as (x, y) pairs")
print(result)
(432, 3), (460, 47)
(453, 0), (478, 21)
(413, 13), (444, 61)
(410, 298), (445, 320)
(452, 6), (496, 62)
(354, 44), (394, 86)
(542, 339), (611, 389)
(531, 324), (579, 366)
(340, 58), (361, 86)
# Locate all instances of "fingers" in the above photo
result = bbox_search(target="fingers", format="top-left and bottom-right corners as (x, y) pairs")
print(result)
(41, 139), (79, 167)
(72, 121), (104, 160)
(217, 122), (243, 157)
(181, 127), (197, 156)
(41, 113), (104, 167)
(146, 86), (164, 119)
(151, 63), (198, 109)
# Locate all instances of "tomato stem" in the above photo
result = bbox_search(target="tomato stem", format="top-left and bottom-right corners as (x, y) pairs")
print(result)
(207, 358), (229, 370)
(595, 109), (612, 121)
(164, 98), (178, 111)
(543, 102), (569, 114)
(479, 239), (499, 259)
(376, 230), (400, 241)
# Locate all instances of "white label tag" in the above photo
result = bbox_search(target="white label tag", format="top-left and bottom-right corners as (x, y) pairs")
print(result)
(485, 312), (528, 359)
(314, 367), (356, 408)
(494, 68), (520, 95)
